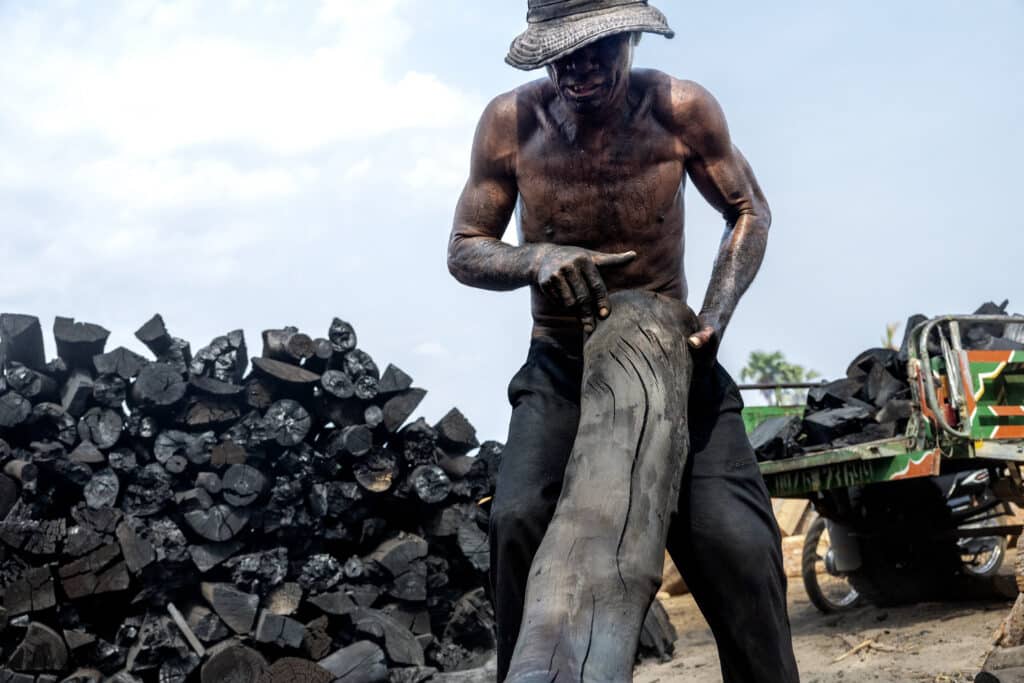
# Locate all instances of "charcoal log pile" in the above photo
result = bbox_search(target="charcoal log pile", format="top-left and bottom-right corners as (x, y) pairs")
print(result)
(752, 300), (1024, 462)
(0, 312), (506, 682)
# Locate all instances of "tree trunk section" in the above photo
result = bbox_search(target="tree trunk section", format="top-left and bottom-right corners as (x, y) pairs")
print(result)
(506, 290), (697, 683)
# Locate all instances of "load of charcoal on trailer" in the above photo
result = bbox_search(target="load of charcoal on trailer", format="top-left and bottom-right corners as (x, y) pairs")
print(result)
(0, 312), (503, 682)
(752, 300), (1024, 462)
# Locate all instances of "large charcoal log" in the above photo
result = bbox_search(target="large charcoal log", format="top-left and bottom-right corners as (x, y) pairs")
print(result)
(185, 504), (250, 542)
(252, 357), (320, 388)
(6, 365), (59, 403)
(0, 391), (31, 428)
(353, 449), (399, 493)
(61, 369), (95, 417)
(7, 622), (69, 672)
(191, 330), (248, 384)
(262, 328), (315, 364)
(0, 314), (46, 370)
(319, 641), (388, 682)
(326, 424), (373, 459)
(382, 389), (426, 433)
(264, 399), (311, 446)
(201, 583), (259, 634)
(351, 608), (425, 666)
(434, 408), (479, 455)
(329, 318), (358, 354)
(409, 465), (451, 504)
(4, 566), (57, 615)
(58, 543), (129, 599)
(378, 364), (413, 395)
(77, 408), (123, 450)
(506, 291), (697, 682)
(257, 658), (333, 683)
(200, 644), (268, 683)
(135, 314), (173, 355)
(92, 347), (148, 380)
(54, 317), (110, 369)
(91, 374), (127, 409)
(131, 363), (187, 412)
(320, 370), (355, 400)
(222, 464), (266, 506)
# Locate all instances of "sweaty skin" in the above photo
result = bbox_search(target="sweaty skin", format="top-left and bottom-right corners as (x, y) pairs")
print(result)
(448, 33), (770, 357)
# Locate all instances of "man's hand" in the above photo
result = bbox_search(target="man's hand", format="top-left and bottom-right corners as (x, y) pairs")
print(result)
(687, 316), (721, 366)
(535, 246), (636, 334)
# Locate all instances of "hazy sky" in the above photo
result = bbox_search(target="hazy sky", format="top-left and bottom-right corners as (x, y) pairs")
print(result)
(1, 1), (1021, 442)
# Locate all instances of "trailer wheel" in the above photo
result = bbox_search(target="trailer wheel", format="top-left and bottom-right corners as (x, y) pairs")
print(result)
(802, 515), (862, 613)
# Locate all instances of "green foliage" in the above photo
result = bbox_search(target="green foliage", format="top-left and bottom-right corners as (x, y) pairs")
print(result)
(882, 322), (900, 351)
(740, 350), (820, 406)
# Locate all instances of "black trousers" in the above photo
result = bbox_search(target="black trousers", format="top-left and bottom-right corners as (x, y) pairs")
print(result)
(489, 337), (799, 682)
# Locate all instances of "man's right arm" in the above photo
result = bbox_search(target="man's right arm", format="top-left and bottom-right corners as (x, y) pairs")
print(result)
(447, 94), (543, 291)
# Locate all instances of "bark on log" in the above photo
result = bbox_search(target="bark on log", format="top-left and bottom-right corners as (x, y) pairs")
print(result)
(506, 290), (697, 683)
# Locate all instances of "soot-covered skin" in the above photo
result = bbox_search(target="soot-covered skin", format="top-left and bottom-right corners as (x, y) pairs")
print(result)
(447, 33), (770, 358)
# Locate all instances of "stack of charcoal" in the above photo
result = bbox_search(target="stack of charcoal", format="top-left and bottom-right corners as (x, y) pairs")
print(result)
(752, 300), (1024, 462)
(0, 312), (506, 682)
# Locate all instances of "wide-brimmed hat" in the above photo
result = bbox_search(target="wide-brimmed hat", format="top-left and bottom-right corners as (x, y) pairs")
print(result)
(506, 0), (674, 71)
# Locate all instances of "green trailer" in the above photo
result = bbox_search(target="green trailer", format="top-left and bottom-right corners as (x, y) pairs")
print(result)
(745, 315), (1024, 610)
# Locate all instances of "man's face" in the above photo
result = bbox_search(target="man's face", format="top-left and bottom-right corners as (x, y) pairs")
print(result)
(547, 33), (634, 115)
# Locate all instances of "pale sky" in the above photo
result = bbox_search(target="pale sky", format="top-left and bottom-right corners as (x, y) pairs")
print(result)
(1, 1), (1021, 442)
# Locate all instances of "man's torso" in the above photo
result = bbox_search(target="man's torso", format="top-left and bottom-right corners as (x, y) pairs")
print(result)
(511, 69), (696, 343)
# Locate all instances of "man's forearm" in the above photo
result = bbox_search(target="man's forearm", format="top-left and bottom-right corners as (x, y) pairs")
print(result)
(699, 212), (768, 335)
(447, 234), (547, 291)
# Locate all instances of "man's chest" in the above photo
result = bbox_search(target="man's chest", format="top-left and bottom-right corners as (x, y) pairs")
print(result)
(515, 127), (686, 246)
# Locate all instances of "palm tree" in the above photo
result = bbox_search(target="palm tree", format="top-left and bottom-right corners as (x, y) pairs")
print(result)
(740, 350), (820, 405)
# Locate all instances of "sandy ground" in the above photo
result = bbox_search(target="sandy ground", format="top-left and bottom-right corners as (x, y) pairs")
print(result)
(634, 580), (1012, 683)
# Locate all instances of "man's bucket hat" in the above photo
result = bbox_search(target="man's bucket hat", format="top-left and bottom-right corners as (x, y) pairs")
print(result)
(506, 0), (674, 71)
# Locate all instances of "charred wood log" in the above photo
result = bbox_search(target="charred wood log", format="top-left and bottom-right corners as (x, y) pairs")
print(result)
(328, 318), (357, 354)
(29, 403), (77, 446)
(185, 504), (250, 542)
(192, 330), (248, 384)
(135, 314), (173, 356)
(130, 363), (187, 413)
(264, 399), (311, 447)
(353, 449), (399, 493)
(6, 365), (59, 403)
(7, 622), (69, 672)
(201, 583), (260, 634)
(320, 370), (355, 400)
(382, 389), (426, 434)
(93, 347), (148, 380)
(262, 328), (316, 365)
(77, 408), (123, 450)
(53, 317), (110, 370)
(434, 408), (479, 456)
(506, 291), (697, 682)
(0, 314), (46, 371)
(200, 644), (268, 683)
(252, 358), (319, 388)
(258, 657), (333, 683)
(92, 374), (127, 409)
(4, 566), (56, 615)
(61, 368), (95, 418)
(319, 641), (387, 682)
(0, 392), (31, 429)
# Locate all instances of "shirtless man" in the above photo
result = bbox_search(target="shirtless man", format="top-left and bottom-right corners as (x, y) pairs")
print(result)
(447, 2), (799, 680)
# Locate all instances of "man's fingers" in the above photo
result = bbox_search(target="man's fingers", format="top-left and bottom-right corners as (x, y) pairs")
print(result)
(554, 277), (575, 308)
(590, 250), (637, 269)
(688, 326), (715, 349)
(581, 260), (610, 320)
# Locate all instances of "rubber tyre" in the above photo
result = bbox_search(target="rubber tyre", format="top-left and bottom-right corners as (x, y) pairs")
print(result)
(802, 516), (861, 613)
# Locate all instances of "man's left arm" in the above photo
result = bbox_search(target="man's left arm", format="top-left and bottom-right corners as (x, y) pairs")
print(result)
(671, 80), (771, 356)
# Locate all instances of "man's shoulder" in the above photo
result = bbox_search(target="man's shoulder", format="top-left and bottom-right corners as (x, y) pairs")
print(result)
(634, 70), (722, 134)
(480, 78), (553, 130)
